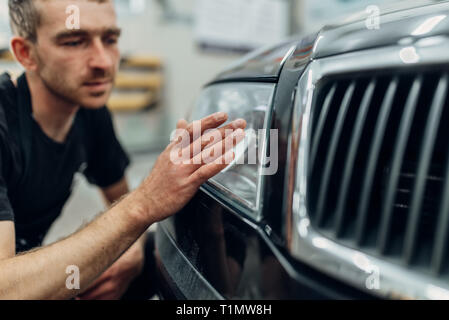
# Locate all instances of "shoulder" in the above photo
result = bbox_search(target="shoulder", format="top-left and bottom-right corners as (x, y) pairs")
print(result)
(0, 73), (18, 137)
(0, 75), (17, 172)
(0, 73), (17, 107)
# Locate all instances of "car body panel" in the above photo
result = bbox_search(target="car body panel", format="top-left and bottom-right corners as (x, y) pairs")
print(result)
(314, 1), (449, 59)
(157, 191), (375, 299)
(211, 1), (449, 82)
(156, 1), (449, 300)
(285, 42), (449, 299)
(213, 40), (298, 82)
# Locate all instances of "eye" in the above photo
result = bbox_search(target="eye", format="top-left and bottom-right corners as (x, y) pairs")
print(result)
(103, 36), (118, 45)
(62, 40), (83, 47)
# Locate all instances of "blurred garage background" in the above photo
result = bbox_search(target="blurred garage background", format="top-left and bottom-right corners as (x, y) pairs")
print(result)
(0, 0), (433, 245)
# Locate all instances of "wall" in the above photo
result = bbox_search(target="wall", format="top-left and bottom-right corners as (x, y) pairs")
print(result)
(117, 0), (241, 128)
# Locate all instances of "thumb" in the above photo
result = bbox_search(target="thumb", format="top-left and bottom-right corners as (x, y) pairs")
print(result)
(176, 119), (188, 130)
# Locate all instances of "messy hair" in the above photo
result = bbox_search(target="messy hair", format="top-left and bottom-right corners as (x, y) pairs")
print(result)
(9, 0), (109, 42)
(8, 0), (40, 42)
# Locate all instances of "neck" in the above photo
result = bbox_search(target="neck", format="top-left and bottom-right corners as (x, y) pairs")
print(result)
(25, 72), (79, 143)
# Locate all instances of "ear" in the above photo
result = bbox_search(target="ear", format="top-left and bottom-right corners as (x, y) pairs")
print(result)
(10, 36), (39, 71)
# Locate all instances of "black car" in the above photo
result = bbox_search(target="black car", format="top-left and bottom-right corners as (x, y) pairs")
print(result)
(156, 1), (449, 300)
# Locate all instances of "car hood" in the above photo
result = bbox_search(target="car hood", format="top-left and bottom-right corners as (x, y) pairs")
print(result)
(314, 0), (449, 59)
(213, 1), (449, 82)
(213, 39), (299, 82)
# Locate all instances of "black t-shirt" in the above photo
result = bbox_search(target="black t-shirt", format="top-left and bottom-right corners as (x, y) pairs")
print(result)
(0, 72), (130, 252)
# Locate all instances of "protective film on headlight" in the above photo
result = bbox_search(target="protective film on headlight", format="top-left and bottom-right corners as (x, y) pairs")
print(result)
(191, 82), (276, 212)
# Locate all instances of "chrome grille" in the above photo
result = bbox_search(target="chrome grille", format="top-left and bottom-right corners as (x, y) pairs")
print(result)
(307, 69), (449, 276)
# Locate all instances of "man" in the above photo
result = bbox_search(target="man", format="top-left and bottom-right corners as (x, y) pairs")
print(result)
(0, 0), (246, 299)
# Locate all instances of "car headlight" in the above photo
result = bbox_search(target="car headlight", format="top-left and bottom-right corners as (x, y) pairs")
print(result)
(191, 82), (276, 215)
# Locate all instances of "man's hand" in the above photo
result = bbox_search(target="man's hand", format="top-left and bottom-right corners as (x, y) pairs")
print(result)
(131, 112), (246, 224)
(77, 239), (145, 300)
(0, 113), (245, 300)
(78, 112), (245, 299)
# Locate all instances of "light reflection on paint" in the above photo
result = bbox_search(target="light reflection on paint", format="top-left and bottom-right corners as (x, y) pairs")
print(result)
(312, 237), (330, 249)
(411, 15), (446, 36)
(416, 35), (447, 48)
(352, 252), (372, 274)
(426, 284), (449, 300)
(399, 46), (420, 64)
(298, 218), (310, 238)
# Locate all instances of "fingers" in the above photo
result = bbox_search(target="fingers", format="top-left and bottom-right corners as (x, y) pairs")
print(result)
(176, 119), (188, 130)
(79, 274), (110, 297)
(189, 118), (247, 158)
(77, 281), (118, 300)
(170, 115), (246, 164)
(170, 113), (229, 149)
(183, 112), (228, 141)
(169, 119), (188, 147)
(190, 128), (245, 168)
(189, 149), (236, 186)
(201, 118), (246, 148)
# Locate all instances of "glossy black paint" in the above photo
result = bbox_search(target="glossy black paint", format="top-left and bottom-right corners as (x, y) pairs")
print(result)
(210, 2), (449, 83)
(157, 191), (375, 299)
(263, 33), (317, 242)
(155, 35), (372, 298)
(155, 1), (449, 300)
(314, 1), (449, 59)
(213, 40), (298, 82)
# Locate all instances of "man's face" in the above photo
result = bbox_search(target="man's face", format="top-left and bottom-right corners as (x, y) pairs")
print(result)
(31, 0), (120, 109)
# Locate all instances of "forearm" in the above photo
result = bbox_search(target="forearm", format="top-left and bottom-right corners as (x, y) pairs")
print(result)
(0, 112), (246, 300)
(0, 191), (152, 300)
(100, 177), (147, 261)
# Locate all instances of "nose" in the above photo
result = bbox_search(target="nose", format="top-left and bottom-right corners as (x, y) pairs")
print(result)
(88, 38), (113, 70)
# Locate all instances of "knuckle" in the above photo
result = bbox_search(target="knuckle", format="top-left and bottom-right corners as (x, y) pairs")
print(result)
(195, 170), (207, 182)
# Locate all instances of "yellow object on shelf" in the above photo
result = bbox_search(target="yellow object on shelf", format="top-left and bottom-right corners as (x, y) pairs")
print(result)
(115, 72), (163, 90)
(0, 51), (13, 61)
(121, 55), (162, 69)
(110, 54), (163, 112)
(0, 51), (23, 79)
(108, 91), (156, 112)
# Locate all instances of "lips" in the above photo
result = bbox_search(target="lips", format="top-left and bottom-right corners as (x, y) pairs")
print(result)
(83, 80), (112, 91)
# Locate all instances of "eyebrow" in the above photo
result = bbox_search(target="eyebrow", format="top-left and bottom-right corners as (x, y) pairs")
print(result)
(54, 28), (122, 41)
